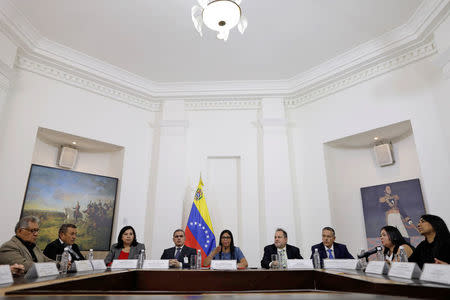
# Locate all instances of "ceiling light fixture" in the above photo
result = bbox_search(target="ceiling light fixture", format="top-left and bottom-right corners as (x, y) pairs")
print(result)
(192, 0), (248, 41)
(72, 141), (77, 145)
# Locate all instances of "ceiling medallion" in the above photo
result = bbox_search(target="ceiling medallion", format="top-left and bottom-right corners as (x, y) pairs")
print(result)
(191, 0), (248, 41)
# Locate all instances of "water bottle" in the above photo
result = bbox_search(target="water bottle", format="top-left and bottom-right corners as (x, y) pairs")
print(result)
(313, 248), (321, 269)
(88, 249), (94, 262)
(376, 246), (384, 261)
(358, 249), (367, 270)
(398, 246), (408, 262)
(137, 249), (146, 269)
(61, 250), (70, 274)
(196, 249), (202, 269)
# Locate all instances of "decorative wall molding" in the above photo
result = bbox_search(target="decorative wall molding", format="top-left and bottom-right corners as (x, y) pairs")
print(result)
(0, 59), (15, 94)
(285, 40), (437, 109)
(15, 54), (161, 112)
(185, 98), (261, 111)
(0, 0), (448, 112)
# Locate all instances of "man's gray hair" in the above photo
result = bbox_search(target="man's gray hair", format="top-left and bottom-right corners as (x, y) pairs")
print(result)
(275, 228), (288, 238)
(15, 216), (40, 233)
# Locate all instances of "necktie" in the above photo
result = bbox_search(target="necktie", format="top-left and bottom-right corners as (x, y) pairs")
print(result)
(175, 247), (181, 259)
(327, 249), (334, 259)
(280, 249), (287, 268)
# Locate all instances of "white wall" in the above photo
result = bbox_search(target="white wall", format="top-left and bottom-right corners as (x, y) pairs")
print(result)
(183, 109), (261, 266)
(288, 56), (450, 257)
(32, 137), (124, 179)
(324, 132), (422, 256)
(0, 70), (155, 246)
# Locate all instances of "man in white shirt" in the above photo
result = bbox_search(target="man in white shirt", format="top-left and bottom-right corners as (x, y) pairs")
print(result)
(310, 227), (354, 260)
(160, 229), (197, 268)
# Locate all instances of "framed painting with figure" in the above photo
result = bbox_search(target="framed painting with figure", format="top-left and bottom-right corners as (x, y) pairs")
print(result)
(20, 164), (118, 250)
(360, 178), (425, 250)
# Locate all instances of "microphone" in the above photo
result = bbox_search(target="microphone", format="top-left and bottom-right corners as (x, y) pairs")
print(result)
(357, 246), (382, 259)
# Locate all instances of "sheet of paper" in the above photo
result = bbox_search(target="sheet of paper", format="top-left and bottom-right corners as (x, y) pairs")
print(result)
(25, 262), (59, 279)
(110, 259), (138, 269)
(210, 260), (237, 270)
(287, 259), (313, 269)
(142, 260), (169, 269)
(323, 259), (359, 269)
(388, 262), (421, 279)
(365, 261), (389, 275)
(91, 259), (107, 270)
(74, 260), (93, 272)
(0, 265), (13, 284)
(420, 263), (450, 285)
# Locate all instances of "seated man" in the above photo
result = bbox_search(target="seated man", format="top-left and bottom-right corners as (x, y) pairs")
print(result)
(310, 227), (353, 260)
(161, 229), (197, 268)
(261, 228), (303, 269)
(0, 216), (53, 272)
(44, 224), (85, 261)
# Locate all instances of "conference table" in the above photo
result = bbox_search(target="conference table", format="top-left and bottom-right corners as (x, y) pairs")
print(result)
(1, 268), (449, 299)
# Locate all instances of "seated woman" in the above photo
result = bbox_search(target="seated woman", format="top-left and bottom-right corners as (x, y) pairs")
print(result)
(380, 225), (414, 261)
(104, 226), (145, 266)
(409, 214), (450, 268)
(203, 230), (248, 269)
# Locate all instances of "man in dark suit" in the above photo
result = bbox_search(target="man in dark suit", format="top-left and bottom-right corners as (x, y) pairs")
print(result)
(261, 228), (303, 269)
(43, 224), (85, 261)
(161, 229), (197, 268)
(310, 227), (353, 260)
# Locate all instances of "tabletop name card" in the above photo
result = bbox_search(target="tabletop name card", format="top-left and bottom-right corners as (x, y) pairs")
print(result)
(210, 260), (237, 270)
(74, 260), (93, 272)
(287, 259), (313, 269)
(90, 259), (107, 270)
(0, 265), (13, 285)
(111, 259), (138, 269)
(25, 262), (59, 279)
(388, 262), (421, 279)
(142, 260), (169, 269)
(323, 259), (359, 270)
(365, 261), (389, 275)
(420, 263), (450, 285)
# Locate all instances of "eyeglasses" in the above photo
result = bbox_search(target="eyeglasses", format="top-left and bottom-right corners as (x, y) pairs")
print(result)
(23, 228), (40, 234)
(221, 236), (231, 240)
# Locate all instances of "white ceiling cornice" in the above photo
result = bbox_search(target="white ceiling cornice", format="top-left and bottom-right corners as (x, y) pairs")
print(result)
(1, 0), (449, 111)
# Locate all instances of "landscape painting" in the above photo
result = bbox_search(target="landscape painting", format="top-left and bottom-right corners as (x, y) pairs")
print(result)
(21, 164), (118, 251)
(360, 178), (426, 250)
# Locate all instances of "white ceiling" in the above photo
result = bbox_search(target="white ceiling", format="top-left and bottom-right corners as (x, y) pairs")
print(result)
(13, 0), (422, 83)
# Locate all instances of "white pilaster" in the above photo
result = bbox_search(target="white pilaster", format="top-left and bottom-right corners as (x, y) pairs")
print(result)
(259, 98), (297, 245)
(148, 100), (188, 259)
(0, 30), (17, 123)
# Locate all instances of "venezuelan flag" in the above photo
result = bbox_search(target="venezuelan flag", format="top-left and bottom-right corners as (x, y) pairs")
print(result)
(185, 177), (216, 261)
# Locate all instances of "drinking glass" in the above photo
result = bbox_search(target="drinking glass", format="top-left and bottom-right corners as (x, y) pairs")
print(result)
(55, 254), (63, 273)
(190, 255), (197, 269)
(271, 254), (279, 269)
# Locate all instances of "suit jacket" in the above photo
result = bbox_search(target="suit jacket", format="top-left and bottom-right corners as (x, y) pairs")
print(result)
(310, 242), (354, 260)
(0, 236), (53, 272)
(160, 245), (197, 268)
(43, 239), (85, 261)
(261, 244), (303, 269)
(104, 242), (145, 265)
